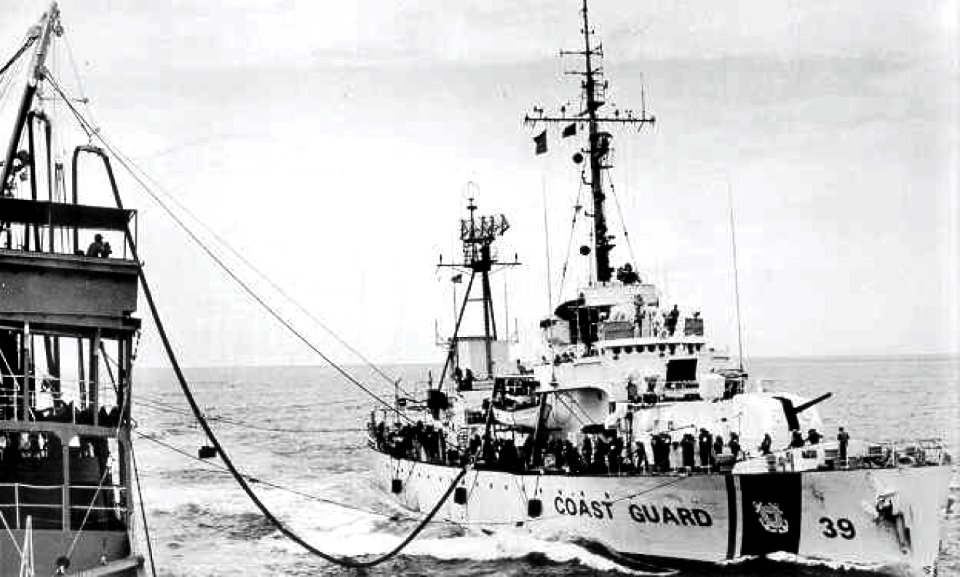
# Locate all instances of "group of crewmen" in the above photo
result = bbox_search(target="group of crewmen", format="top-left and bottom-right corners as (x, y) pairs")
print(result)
(372, 416), (854, 474)
(634, 428), (741, 473)
(544, 433), (628, 474)
(372, 420), (453, 464)
(771, 426), (850, 461)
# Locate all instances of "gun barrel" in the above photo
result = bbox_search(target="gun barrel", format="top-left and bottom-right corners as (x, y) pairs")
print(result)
(794, 392), (833, 414)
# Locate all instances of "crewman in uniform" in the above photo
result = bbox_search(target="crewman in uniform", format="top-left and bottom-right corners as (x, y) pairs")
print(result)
(697, 428), (712, 469)
(759, 433), (773, 455)
(837, 426), (850, 464)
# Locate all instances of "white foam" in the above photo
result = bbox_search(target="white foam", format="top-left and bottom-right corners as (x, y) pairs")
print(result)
(264, 501), (674, 575)
(766, 551), (889, 573)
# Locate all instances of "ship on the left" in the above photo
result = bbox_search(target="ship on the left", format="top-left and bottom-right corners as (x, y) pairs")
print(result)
(0, 4), (150, 576)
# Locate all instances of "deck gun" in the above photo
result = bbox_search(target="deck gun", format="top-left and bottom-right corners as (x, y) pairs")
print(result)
(773, 392), (833, 432)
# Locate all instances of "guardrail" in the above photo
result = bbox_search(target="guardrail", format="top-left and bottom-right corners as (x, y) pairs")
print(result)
(0, 374), (122, 426)
(0, 482), (127, 530)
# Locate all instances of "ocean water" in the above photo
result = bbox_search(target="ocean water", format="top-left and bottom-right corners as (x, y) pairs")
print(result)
(132, 355), (960, 577)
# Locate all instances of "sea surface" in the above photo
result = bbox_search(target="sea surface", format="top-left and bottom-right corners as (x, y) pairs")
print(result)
(132, 355), (960, 577)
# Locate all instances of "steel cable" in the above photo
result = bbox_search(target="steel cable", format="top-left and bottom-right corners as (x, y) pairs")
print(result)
(123, 216), (468, 567)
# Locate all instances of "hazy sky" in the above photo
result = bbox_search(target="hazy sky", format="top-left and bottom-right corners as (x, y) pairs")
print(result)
(1, 1), (956, 368)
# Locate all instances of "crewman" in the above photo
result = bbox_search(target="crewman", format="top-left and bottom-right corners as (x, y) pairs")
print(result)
(759, 433), (773, 455)
(837, 426), (850, 464)
(609, 434), (624, 474)
(790, 429), (805, 449)
(728, 432), (741, 460)
(634, 440), (648, 472)
(582, 435), (593, 469)
(453, 367), (463, 387)
(594, 435), (609, 473)
(712, 435), (724, 469)
(665, 305), (680, 336)
(681, 433), (696, 471)
(86, 234), (105, 257)
(697, 428), (712, 469)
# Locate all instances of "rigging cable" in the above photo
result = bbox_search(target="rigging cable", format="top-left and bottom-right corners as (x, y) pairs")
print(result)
(433, 272), (475, 391)
(556, 180), (585, 300)
(135, 430), (601, 530)
(64, 382), (133, 559)
(48, 69), (402, 419)
(726, 177), (745, 372)
(116, 183), (468, 568)
(137, 397), (366, 434)
(42, 73), (471, 567)
(134, 430), (396, 519)
(541, 157), (554, 311)
(130, 444), (158, 577)
(43, 68), (410, 399)
(0, 36), (34, 79)
(607, 176), (638, 268)
(48, 67), (471, 461)
(55, 35), (409, 398)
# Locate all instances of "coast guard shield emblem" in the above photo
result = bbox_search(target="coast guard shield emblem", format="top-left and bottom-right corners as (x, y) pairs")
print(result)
(738, 474), (802, 555)
(753, 501), (789, 534)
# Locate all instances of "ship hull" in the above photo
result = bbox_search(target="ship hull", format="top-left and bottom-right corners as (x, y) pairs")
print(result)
(371, 450), (950, 574)
(0, 529), (142, 576)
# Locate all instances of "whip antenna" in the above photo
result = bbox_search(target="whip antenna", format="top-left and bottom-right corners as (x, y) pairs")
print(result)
(727, 177), (745, 372)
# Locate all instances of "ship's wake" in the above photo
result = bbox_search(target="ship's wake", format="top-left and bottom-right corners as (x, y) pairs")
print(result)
(254, 489), (670, 575)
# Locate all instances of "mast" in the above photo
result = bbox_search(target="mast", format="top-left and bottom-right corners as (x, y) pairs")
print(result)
(580, 0), (610, 282)
(0, 3), (60, 193)
(437, 198), (517, 384)
(524, 0), (655, 283)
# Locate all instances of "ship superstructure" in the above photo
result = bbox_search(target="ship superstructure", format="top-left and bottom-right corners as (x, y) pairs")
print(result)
(0, 4), (147, 575)
(367, 1), (952, 574)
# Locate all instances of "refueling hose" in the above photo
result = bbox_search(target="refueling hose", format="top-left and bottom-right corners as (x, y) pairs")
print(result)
(101, 154), (468, 568)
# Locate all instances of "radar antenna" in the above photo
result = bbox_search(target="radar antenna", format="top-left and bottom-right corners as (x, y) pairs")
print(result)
(437, 197), (519, 387)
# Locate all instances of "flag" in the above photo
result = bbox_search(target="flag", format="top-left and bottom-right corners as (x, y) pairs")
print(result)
(562, 123), (577, 138)
(451, 273), (463, 283)
(534, 130), (547, 155)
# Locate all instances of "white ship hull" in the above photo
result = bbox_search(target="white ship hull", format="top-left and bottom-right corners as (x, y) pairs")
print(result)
(371, 450), (951, 574)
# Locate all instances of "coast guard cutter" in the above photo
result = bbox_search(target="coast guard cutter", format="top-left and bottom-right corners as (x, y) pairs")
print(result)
(368, 1), (952, 574)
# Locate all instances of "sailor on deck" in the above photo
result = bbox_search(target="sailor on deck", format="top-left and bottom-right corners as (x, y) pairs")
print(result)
(790, 429), (805, 449)
(697, 428), (712, 468)
(665, 305), (680, 336)
(837, 427), (850, 464)
(759, 433), (773, 455)
(86, 234), (106, 257)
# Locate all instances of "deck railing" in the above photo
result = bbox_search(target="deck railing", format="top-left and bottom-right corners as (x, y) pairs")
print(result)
(0, 372), (121, 426)
(0, 482), (127, 530)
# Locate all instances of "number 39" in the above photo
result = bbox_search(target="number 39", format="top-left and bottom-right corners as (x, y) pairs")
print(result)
(819, 516), (856, 539)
